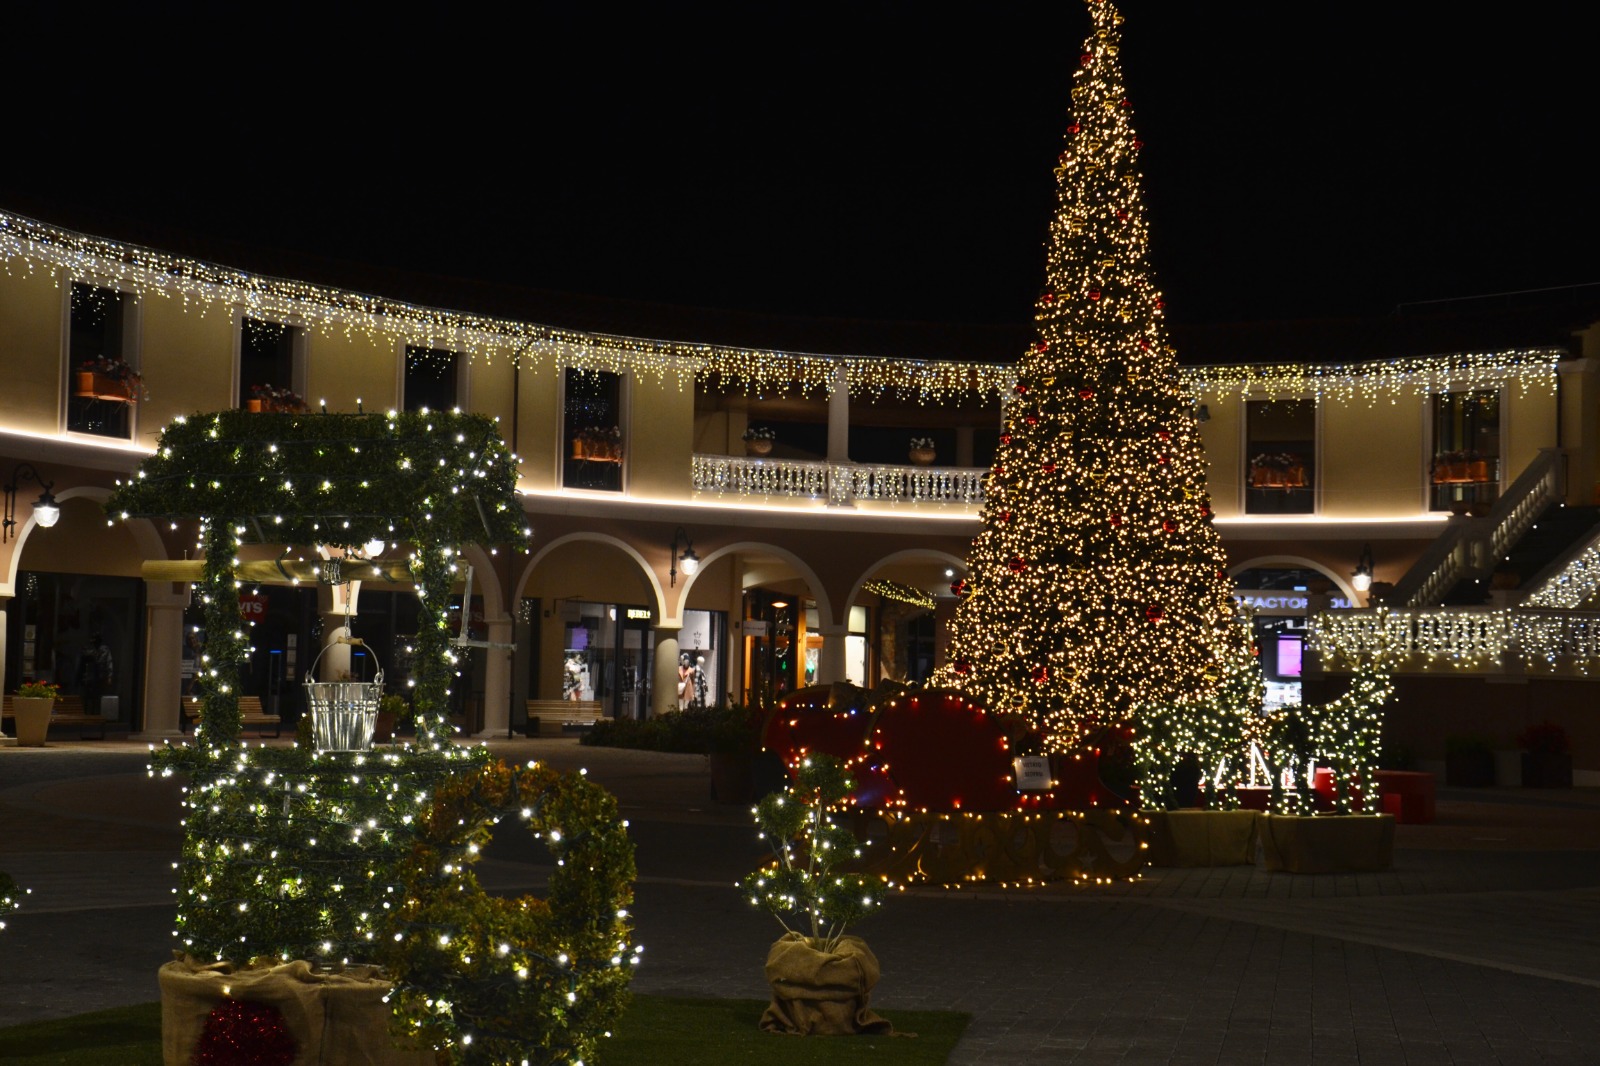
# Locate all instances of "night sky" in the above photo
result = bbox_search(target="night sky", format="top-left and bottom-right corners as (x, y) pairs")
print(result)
(5, 4), (1597, 334)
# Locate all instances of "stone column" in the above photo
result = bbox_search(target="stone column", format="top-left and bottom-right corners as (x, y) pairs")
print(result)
(816, 624), (849, 686)
(474, 615), (515, 738)
(956, 426), (975, 468)
(651, 627), (681, 719)
(136, 581), (190, 739)
(827, 363), (850, 462)
(0, 598), (12, 746)
(317, 580), (360, 680)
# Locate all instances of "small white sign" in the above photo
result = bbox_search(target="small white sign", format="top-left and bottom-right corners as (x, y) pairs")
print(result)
(743, 620), (769, 636)
(1013, 755), (1052, 791)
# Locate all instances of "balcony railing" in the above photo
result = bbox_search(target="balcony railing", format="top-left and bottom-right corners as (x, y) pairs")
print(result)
(1309, 604), (1600, 675)
(692, 454), (986, 508)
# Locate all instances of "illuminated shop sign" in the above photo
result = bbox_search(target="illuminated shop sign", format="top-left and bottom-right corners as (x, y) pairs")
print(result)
(1234, 592), (1351, 614)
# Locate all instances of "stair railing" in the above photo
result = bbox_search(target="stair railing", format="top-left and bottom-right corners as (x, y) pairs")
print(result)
(1389, 448), (1566, 608)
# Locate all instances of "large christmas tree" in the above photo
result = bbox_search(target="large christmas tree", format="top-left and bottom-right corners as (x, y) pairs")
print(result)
(935, 0), (1236, 752)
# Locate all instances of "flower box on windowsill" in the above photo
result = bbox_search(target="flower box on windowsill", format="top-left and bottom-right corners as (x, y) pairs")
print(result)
(1432, 460), (1491, 485)
(1249, 465), (1307, 489)
(74, 371), (136, 403)
(245, 399), (307, 414)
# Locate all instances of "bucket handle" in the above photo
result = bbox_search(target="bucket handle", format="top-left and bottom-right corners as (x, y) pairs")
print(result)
(305, 634), (385, 686)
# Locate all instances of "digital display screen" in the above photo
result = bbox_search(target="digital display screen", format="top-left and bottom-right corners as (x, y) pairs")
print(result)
(1276, 635), (1303, 678)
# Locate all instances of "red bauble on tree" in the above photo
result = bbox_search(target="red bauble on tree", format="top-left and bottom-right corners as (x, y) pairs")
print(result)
(1008, 557), (1027, 573)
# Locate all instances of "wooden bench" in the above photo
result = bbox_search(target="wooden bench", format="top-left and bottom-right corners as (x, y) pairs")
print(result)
(526, 699), (604, 736)
(182, 695), (283, 737)
(2, 694), (109, 739)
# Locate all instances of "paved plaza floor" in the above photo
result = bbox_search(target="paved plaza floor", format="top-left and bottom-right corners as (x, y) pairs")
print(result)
(2, 737), (1598, 1064)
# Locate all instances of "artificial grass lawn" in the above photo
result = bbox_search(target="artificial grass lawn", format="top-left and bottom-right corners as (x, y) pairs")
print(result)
(0, 995), (970, 1065)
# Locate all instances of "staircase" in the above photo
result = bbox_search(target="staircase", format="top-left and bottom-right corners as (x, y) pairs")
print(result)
(1438, 503), (1600, 605)
(1388, 448), (1568, 608)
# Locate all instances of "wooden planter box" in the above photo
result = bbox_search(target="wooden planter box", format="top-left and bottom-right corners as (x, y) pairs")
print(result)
(1259, 814), (1395, 873)
(1146, 809), (1260, 867)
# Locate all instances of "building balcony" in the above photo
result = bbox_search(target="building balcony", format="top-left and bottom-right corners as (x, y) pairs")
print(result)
(690, 453), (986, 512)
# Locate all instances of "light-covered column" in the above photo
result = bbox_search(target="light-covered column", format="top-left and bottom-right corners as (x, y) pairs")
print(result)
(136, 582), (190, 739)
(816, 624), (849, 686)
(827, 363), (850, 462)
(474, 615), (515, 738)
(651, 627), (681, 719)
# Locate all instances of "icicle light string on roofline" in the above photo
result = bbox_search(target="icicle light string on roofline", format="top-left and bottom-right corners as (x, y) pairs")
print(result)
(0, 209), (1562, 406)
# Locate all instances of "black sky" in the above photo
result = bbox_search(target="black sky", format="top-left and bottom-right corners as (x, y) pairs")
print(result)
(5, 4), (1597, 332)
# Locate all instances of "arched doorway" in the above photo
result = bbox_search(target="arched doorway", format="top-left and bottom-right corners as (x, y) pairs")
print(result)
(1230, 557), (1356, 709)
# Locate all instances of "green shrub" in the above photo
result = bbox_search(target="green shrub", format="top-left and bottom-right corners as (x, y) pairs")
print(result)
(582, 704), (765, 754)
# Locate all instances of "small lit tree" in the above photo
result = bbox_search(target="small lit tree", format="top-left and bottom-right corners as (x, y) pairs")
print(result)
(741, 755), (886, 952)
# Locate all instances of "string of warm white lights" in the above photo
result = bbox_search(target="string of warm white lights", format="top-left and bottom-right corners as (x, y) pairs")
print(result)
(1523, 536), (1600, 609)
(862, 579), (937, 609)
(1181, 349), (1563, 406)
(0, 209), (1006, 402)
(1311, 606), (1600, 673)
(0, 209), (1564, 407)
(932, 0), (1239, 751)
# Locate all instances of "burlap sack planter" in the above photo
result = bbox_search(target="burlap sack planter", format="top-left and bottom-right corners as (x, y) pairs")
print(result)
(760, 932), (894, 1036)
(159, 955), (435, 1066)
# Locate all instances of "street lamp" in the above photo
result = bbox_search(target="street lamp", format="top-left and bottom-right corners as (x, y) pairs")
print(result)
(669, 526), (699, 587)
(3, 462), (60, 543)
(1351, 544), (1375, 593)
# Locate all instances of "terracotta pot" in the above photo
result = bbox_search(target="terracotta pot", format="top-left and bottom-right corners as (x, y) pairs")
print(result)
(908, 447), (935, 466)
(746, 438), (773, 456)
(12, 696), (54, 746)
(246, 399), (263, 413)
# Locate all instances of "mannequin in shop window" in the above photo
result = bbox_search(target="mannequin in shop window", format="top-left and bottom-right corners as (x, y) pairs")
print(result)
(677, 652), (694, 710)
(693, 654), (708, 709)
(563, 652), (587, 702)
(79, 634), (114, 714)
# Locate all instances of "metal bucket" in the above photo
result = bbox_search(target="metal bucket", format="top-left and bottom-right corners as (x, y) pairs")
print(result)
(304, 638), (385, 752)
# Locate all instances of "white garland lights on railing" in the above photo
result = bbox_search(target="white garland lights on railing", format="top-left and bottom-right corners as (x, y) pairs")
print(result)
(1311, 607), (1600, 674)
(1524, 533), (1600, 609)
(0, 209), (1567, 408)
(690, 454), (986, 506)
